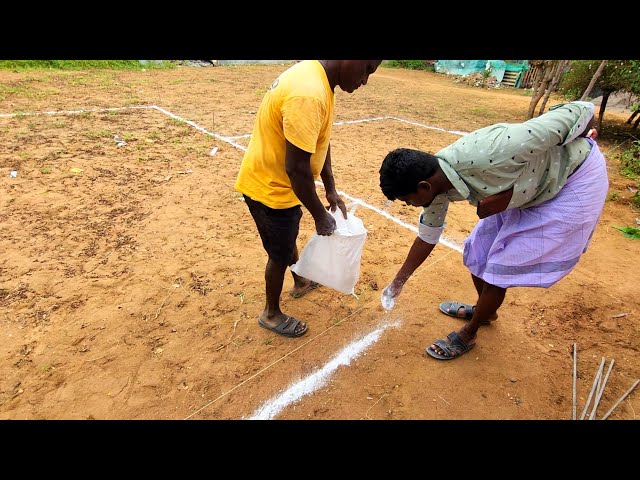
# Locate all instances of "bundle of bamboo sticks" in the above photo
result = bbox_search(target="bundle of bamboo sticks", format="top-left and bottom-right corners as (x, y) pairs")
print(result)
(572, 343), (639, 420)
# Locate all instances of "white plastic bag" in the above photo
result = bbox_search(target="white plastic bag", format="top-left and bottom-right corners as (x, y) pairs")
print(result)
(291, 204), (367, 295)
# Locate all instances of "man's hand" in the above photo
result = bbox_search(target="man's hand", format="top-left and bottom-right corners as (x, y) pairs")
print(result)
(381, 279), (404, 311)
(315, 209), (337, 236)
(579, 116), (597, 139)
(476, 187), (514, 219)
(326, 190), (347, 219)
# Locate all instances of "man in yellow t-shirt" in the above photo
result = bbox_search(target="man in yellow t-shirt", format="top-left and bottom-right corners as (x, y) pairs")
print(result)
(235, 60), (382, 338)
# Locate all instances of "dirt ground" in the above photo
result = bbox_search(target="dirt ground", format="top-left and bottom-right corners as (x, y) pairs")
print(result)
(1, 65), (638, 420)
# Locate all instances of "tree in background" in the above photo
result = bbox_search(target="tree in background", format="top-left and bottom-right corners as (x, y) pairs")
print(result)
(560, 60), (640, 132)
(527, 60), (571, 119)
(624, 60), (640, 129)
(384, 60), (435, 71)
(580, 60), (607, 101)
(626, 102), (640, 129)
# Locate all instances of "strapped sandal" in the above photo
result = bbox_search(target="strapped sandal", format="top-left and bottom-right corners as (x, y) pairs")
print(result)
(439, 301), (475, 320)
(258, 315), (308, 338)
(289, 281), (320, 299)
(426, 331), (475, 360)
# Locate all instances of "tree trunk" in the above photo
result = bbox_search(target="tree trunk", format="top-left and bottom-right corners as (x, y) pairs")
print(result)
(633, 114), (640, 129)
(537, 63), (559, 116)
(538, 60), (570, 115)
(527, 61), (550, 118)
(528, 61), (556, 118)
(528, 60), (545, 92)
(626, 109), (640, 124)
(597, 91), (610, 132)
(580, 60), (607, 101)
(526, 61), (548, 118)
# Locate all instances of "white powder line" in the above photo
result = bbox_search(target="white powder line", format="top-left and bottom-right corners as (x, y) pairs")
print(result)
(0, 105), (155, 118)
(3, 104), (463, 250)
(334, 116), (387, 125)
(145, 109), (461, 255)
(0, 106), (463, 142)
(246, 321), (400, 420)
(224, 134), (252, 140)
(384, 116), (468, 136)
(314, 181), (464, 253)
(0, 106), (462, 254)
(200, 114), (467, 142)
(0, 104), (250, 151)
(150, 106), (248, 151)
(212, 116), (389, 142)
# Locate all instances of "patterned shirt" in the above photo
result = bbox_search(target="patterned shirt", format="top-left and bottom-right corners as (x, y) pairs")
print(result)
(418, 101), (595, 244)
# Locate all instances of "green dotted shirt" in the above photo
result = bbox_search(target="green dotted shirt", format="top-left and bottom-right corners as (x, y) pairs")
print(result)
(420, 101), (595, 229)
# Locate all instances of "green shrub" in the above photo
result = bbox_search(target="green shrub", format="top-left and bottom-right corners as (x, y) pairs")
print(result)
(620, 140), (640, 178)
(613, 226), (640, 240)
(0, 60), (174, 70)
(384, 60), (434, 71)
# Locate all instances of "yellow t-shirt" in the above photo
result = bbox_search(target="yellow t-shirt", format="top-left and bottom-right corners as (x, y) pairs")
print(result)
(235, 60), (335, 209)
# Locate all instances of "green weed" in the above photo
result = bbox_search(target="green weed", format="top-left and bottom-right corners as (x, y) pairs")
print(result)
(613, 226), (640, 240)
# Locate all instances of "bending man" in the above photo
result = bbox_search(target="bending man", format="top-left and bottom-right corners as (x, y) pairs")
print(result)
(379, 101), (608, 360)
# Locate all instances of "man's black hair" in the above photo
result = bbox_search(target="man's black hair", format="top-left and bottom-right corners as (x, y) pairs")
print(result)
(379, 148), (440, 200)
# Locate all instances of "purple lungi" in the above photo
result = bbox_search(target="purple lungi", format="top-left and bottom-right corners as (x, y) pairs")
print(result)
(462, 139), (609, 288)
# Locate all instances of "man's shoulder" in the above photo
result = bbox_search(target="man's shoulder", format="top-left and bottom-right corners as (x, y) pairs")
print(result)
(278, 61), (328, 99)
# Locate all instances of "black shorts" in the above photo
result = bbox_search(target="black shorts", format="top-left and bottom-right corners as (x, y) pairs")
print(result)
(243, 194), (302, 265)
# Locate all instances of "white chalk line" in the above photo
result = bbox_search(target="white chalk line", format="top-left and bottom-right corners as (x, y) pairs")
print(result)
(221, 115), (468, 138)
(244, 249), (455, 420)
(334, 116), (387, 125)
(0, 104), (249, 151)
(246, 321), (400, 420)
(151, 106), (248, 151)
(184, 300), (374, 419)
(186, 248), (457, 420)
(12, 104), (462, 252)
(151, 112), (467, 150)
(224, 134), (252, 140)
(0, 106), (465, 147)
(147, 107), (466, 253)
(1, 104), (466, 418)
(384, 116), (469, 136)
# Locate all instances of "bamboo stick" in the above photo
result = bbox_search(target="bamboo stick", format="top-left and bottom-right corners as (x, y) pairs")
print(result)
(589, 359), (614, 420)
(572, 343), (577, 420)
(580, 357), (605, 420)
(601, 379), (640, 420)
